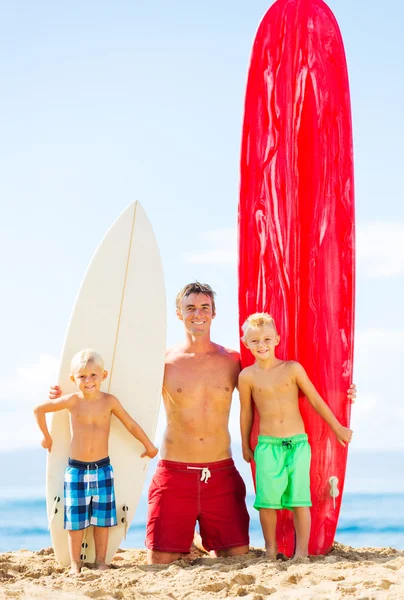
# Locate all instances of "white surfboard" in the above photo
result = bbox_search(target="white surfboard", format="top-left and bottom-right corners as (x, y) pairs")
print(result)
(46, 201), (165, 566)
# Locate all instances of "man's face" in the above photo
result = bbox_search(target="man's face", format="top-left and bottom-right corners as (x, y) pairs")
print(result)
(177, 293), (215, 336)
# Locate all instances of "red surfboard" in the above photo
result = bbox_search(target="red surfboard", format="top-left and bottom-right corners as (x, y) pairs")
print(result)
(238, 0), (355, 556)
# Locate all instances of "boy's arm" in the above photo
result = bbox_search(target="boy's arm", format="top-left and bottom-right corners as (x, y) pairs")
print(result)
(293, 363), (353, 447)
(238, 370), (255, 462)
(33, 395), (74, 452)
(111, 397), (158, 458)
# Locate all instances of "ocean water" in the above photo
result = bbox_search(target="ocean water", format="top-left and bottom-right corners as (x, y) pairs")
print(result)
(1, 491), (404, 554)
(1, 449), (404, 553)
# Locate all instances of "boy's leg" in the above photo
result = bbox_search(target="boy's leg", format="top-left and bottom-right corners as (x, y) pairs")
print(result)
(67, 529), (84, 574)
(93, 526), (110, 569)
(293, 506), (311, 558)
(259, 508), (278, 559)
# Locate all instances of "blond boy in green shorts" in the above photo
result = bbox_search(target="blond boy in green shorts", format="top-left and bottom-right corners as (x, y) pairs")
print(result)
(239, 313), (354, 560)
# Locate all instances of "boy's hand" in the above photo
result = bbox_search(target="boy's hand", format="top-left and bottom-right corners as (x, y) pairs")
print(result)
(242, 446), (254, 463)
(347, 383), (356, 403)
(141, 445), (158, 459)
(49, 385), (62, 400)
(41, 436), (52, 452)
(335, 425), (353, 447)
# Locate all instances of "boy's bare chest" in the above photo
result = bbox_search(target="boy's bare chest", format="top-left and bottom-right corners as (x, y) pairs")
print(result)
(252, 371), (294, 396)
(72, 401), (110, 426)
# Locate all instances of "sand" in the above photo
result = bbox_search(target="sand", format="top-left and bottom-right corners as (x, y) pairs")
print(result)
(1, 543), (403, 600)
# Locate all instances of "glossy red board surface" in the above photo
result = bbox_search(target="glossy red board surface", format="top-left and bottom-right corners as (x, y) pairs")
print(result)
(238, 0), (355, 556)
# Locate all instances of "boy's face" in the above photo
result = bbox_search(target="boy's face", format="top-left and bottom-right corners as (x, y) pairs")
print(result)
(176, 293), (215, 336)
(243, 324), (280, 361)
(70, 360), (108, 395)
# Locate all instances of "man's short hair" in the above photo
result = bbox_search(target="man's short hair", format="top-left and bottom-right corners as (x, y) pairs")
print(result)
(175, 282), (216, 316)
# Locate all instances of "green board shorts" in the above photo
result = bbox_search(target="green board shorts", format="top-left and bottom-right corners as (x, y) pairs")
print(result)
(254, 434), (312, 511)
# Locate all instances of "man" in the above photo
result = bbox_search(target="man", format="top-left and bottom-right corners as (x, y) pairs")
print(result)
(146, 282), (250, 564)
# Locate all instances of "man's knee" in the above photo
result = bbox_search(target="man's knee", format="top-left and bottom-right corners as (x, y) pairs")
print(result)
(215, 544), (250, 558)
(147, 549), (181, 565)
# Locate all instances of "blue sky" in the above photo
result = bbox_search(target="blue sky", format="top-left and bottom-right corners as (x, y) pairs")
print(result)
(0, 0), (403, 453)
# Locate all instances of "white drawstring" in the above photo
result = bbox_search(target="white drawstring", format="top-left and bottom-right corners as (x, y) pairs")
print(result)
(187, 466), (211, 483)
(85, 463), (99, 493)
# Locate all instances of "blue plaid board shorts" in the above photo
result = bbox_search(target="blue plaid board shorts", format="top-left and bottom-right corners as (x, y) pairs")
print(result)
(64, 456), (117, 530)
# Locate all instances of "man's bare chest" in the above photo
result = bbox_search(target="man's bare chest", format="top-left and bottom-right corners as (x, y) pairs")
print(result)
(164, 359), (235, 398)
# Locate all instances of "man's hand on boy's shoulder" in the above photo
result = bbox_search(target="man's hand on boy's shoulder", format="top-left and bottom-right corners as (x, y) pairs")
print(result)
(49, 385), (62, 400)
(242, 446), (254, 463)
(335, 424), (353, 447)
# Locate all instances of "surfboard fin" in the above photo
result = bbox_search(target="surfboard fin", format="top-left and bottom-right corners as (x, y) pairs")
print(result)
(47, 495), (61, 530)
(121, 504), (129, 539)
(329, 476), (340, 510)
(80, 530), (88, 561)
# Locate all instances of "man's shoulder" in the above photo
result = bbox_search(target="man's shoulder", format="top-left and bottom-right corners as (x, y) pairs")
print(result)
(214, 343), (240, 362)
(165, 343), (240, 362)
(165, 344), (185, 362)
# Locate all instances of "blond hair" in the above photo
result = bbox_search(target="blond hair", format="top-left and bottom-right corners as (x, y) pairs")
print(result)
(70, 348), (104, 374)
(241, 312), (278, 342)
(175, 282), (216, 316)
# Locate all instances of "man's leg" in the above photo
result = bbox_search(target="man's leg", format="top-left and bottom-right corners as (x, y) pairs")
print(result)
(193, 532), (249, 558)
(146, 463), (197, 564)
(147, 550), (181, 565)
(198, 461), (250, 558)
(213, 544), (249, 558)
(259, 508), (278, 559)
(67, 530), (84, 574)
(93, 526), (110, 569)
(293, 506), (311, 558)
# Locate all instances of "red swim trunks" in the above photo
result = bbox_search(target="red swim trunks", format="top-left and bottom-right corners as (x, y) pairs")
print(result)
(146, 459), (250, 553)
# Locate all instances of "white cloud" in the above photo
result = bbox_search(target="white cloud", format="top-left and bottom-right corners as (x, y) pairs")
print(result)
(185, 228), (236, 265)
(0, 354), (60, 451)
(357, 221), (404, 278)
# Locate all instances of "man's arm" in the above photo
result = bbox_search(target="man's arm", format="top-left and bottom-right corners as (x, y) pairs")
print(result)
(33, 395), (74, 452)
(238, 370), (255, 462)
(293, 362), (353, 447)
(111, 397), (158, 458)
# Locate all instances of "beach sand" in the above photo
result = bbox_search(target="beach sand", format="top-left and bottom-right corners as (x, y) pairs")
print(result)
(1, 543), (403, 599)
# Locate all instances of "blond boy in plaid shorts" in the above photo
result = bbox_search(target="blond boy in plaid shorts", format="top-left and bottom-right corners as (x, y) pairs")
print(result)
(34, 349), (158, 574)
